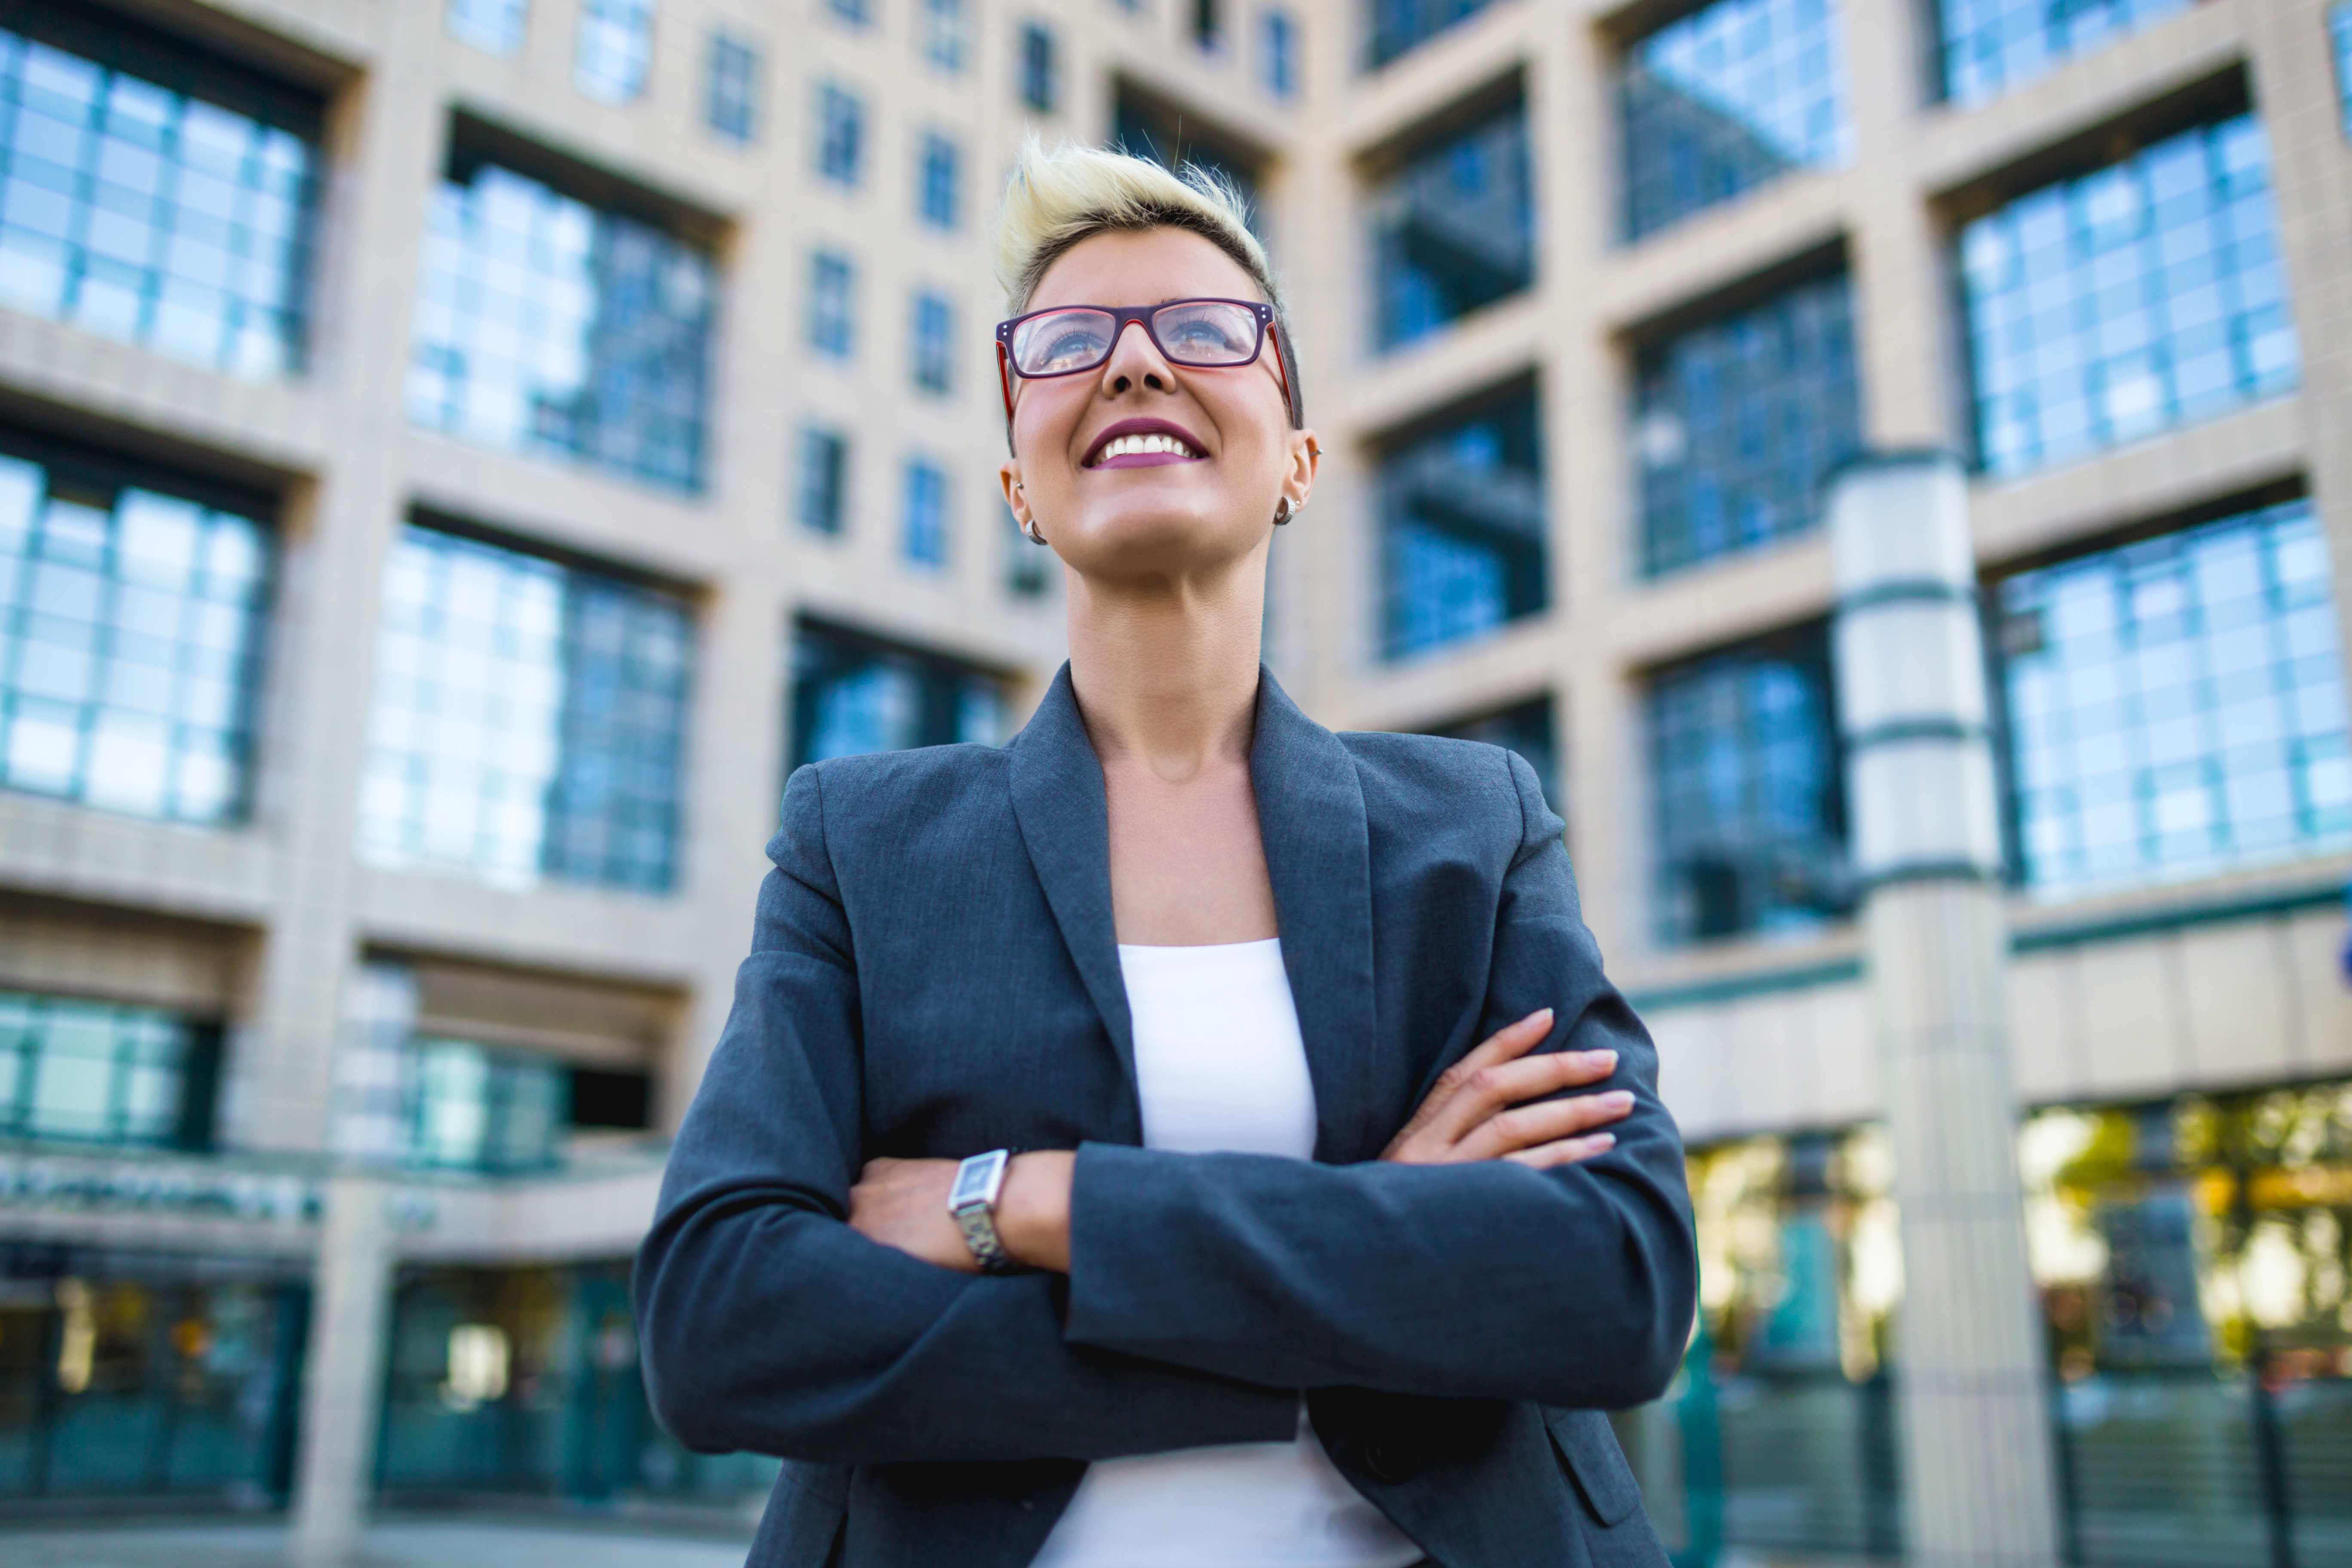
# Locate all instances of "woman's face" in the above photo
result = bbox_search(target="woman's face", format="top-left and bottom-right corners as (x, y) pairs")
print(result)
(998, 227), (1317, 582)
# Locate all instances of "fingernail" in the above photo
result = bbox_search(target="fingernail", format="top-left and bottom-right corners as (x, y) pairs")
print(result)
(1603, 1090), (1635, 1109)
(1581, 1049), (1618, 1066)
(1588, 1133), (1617, 1151)
(1524, 1008), (1554, 1026)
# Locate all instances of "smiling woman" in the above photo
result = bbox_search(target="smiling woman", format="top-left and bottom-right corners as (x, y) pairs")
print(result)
(634, 137), (1694, 1568)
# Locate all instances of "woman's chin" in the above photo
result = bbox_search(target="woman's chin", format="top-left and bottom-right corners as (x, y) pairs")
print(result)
(1064, 503), (1263, 576)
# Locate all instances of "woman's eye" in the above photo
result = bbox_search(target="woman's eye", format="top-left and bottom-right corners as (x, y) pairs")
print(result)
(1036, 330), (1106, 368)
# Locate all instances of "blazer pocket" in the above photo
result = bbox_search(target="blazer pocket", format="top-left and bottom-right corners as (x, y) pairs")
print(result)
(1540, 1405), (1642, 1528)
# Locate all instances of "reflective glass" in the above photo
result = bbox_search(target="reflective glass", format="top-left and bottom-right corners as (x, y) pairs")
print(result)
(0, 451), (269, 824)
(358, 525), (692, 894)
(798, 425), (847, 535)
(919, 133), (959, 229)
(923, 0), (969, 72)
(1938, 0), (2187, 104)
(1423, 695), (1559, 814)
(903, 459), (947, 569)
(1378, 389), (1545, 659)
(790, 621), (1007, 771)
(912, 291), (954, 394)
(447, 0), (528, 54)
(818, 84), (861, 185)
(404, 1038), (567, 1173)
(407, 159), (713, 492)
(0, 19), (316, 377)
(1960, 115), (2296, 479)
(830, 0), (870, 24)
(1021, 24), (1057, 114)
(574, 0), (654, 104)
(0, 988), (205, 1146)
(810, 250), (854, 358)
(1649, 626), (1850, 945)
(1994, 498), (2350, 898)
(1637, 272), (1861, 576)
(1369, 103), (1532, 349)
(2335, 5), (2352, 139)
(1262, 9), (1297, 96)
(1366, 0), (1494, 70)
(704, 31), (759, 144)
(1622, 0), (1847, 240)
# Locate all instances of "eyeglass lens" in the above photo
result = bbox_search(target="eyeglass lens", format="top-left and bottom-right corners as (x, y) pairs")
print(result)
(1009, 301), (1262, 376)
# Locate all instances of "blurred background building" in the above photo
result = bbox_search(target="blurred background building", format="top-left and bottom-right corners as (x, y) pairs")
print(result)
(0, 0), (2346, 1562)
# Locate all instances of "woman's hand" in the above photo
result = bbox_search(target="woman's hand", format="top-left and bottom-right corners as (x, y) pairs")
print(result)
(848, 1151), (1076, 1273)
(1380, 1008), (1631, 1168)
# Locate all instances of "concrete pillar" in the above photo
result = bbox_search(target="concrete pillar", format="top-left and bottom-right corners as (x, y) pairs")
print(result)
(291, 1173), (395, 1568)
(1828, 453), (2061, 1568)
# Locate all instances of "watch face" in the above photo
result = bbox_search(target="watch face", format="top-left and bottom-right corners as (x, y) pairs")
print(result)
(950, 1151), (1001, 1206)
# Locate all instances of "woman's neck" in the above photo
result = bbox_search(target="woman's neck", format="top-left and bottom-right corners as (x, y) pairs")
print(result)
(1064, 549), (1265, 783)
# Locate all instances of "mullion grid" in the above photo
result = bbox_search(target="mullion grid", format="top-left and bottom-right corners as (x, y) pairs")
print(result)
(0, 25), (314, 377)
(0, 456), (268, 824)
(575, 0), (655, 104)
(0, 988), (192, 1146)
(1961, 114), (2297, 480)
(1997, 500), (2352, 897)
(1936, 0), (2189, 106)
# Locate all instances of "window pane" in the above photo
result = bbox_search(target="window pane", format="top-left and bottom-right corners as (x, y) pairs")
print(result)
(918, 134), (959, 229)
(911, 291), (953, 394)
(1021, 24), (1057, 114)
(923, 0), (969, 71)
(1378, 388), (1546, 658)
(798, 426), (847, 535)
(809, 250), (854, 357)
(357, 525), (692, 893)
(1369, 103), (1531, 349)
(1638, 272), (1862, 576)
(1938, 0), (2189, 105)
(0, 989), (203, 1147)
(2334, 5), (2352, 140)
(447, 0), (529, 54)
(0, 449), (270, 823)
(1261, 9), (1298, 95)
(1366, 0), (1493, 70)
(574, 0), (653, 104)
(1959, 116), (2298, 480)
(0, 12), (318, 375)
(704, 32), (760, 143)
(790, 621), (1008, 772)
(1649, 626), (1851, 946)
(1995, 497), (2352, 899)
(818, 84), (862, 184)
(1622, 0), (1849, 240)
(407, 158), (714, 491)
(902, 460), (947, 568)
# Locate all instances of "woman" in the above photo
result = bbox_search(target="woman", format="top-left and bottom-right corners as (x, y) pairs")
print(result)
(634, 141), (1696, 1568)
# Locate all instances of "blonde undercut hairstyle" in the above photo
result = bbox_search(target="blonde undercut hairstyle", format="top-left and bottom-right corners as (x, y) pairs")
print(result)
(994, 136), (1303, 430)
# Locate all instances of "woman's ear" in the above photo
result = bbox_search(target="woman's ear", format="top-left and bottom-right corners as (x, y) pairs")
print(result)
(999, 460), (1031, 530)
(1281, 429), (1320, 513)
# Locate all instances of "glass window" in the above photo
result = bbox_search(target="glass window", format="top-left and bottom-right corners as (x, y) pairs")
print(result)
(1960, 115), (2297, 481)
(0, 12), (318, 377)
(408, 156), (713, 492)
(798, 426), (848, 535)
(1194, 0), (1225, 51)
(791, 620), (1007, 769)
(809, 249), (854, 357)
(1649, 625), (1851, 946)
(902, 459), (947, 569)
(1636, 271), (1862, 577)
(447, 0), (529, 54)
(1994, 497), (2351, 898)
(0, 448), (270, 824)
(403, 1038), (568, 1173)
(1939, 0), (2188, 105)
(918, 132), (960, 229)
(911, 291), (953, 395)
(1621, 0), (1848, 241)
(1115, 87), (1263, 228)
(574, 0), (654, 103)
(1378, 387), (1546, 659)
(1369, 103), (1532, 350)
(923, 0), (969, 71)
(2337, 5), (2352, 139)
(817, 83), (863, 184)
(1021, 23), (1057, 113)
(0, 988), (213, 1148)
(704, 31), (760, 143)
(1262, 9), (1297, 96)
(1366, 0), (1494, 70)
(1423, 695), (1560, 813)
(830, 0), (871, 25)
(357, 524), (693, 894)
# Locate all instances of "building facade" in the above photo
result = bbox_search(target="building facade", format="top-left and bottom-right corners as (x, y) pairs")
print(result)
(0, 0), (2347, 1561)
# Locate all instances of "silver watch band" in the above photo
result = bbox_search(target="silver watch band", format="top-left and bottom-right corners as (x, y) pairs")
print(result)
(948, 1147), (1019, 1273)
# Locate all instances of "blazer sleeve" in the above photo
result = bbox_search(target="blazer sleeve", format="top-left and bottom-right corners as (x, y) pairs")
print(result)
(1060, 748), (1699, 1410)
(631, 764), (1300, 1466)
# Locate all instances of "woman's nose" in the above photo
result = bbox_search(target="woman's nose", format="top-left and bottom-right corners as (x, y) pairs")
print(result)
(1099, 318), (1174, 396)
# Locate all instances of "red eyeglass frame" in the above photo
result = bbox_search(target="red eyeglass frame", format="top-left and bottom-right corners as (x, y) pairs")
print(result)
(994, 298), (1296, 426)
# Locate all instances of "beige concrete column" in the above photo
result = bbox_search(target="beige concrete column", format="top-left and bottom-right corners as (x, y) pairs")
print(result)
(291, 1172), (395, 1568)
(1830, 453), (2060, 1568)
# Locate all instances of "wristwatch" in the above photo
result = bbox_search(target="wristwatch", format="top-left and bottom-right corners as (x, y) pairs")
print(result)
(948, 1147), (1021, 1274)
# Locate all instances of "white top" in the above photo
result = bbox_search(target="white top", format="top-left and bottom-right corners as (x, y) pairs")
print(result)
(1029, 938), (1425, 1568)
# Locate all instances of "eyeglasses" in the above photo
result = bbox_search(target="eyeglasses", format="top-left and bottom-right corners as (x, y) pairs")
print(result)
(994, 297), (1292, 423)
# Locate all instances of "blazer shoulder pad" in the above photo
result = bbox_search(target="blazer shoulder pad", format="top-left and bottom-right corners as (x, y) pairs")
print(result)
(1335, 729), (1525, 825)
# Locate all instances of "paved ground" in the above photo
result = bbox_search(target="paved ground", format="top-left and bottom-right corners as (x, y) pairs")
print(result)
(0, 1516), (754, 1568)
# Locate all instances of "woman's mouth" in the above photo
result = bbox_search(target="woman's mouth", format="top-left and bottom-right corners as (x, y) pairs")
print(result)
(1085, 426), (1208, 468)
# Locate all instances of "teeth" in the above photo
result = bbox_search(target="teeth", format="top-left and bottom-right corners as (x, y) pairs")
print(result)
(1097, 432), (1200, 462)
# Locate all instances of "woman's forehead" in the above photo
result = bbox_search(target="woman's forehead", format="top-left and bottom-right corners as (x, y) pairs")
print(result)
(1027, 227), (1263, 312)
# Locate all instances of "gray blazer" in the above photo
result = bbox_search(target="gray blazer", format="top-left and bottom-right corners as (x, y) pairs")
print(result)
(634, 664), (1697, 1568)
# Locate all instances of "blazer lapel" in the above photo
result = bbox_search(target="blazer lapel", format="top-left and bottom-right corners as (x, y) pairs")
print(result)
(1007, 665), (1142, 1137)
(1249, 669), (1382, 1165)
(1006, 662), (1381, 1163)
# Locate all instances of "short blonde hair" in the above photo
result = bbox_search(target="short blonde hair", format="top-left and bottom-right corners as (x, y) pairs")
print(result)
(994, 136), (1302, 427)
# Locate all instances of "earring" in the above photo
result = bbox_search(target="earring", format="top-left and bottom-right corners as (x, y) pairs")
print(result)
(1022, 516), (1049, 546)
(1273, 498), (1302, 526)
